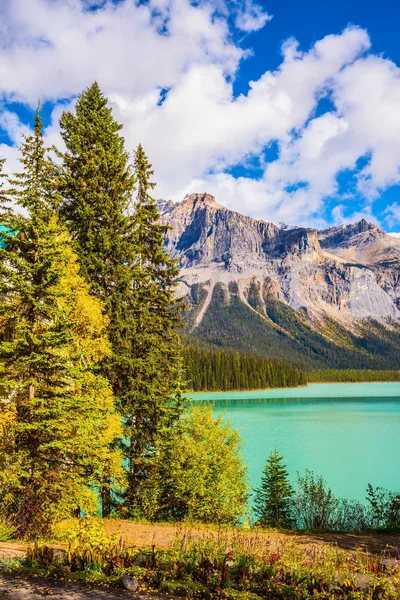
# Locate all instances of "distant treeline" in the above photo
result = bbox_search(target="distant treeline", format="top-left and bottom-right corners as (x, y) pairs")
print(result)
(183, 346), (307, 391)
(184, 346), (400, 391)
(309, 369), (400, 383)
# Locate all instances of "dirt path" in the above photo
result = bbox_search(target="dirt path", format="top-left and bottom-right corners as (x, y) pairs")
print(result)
(101, 521), (400, 556)
(0, 573), (169, 600)
(0, 545), (26, 561)
(1, 522), (399, 561)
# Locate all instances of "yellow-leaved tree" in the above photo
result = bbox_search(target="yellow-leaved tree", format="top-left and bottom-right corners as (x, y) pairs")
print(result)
(137, 405), (249, 524)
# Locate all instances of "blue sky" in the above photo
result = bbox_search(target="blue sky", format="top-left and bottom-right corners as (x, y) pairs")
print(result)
(1, 0), (400, 232)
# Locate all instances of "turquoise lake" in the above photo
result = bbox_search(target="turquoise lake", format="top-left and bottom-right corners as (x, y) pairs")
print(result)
(189, 383), (400, 502)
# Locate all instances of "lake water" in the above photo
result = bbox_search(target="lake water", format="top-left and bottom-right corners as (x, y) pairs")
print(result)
(189, 383), (400, 502)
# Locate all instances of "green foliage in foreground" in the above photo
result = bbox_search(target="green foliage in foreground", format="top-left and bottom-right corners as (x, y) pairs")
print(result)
(184, 346), (307, 391)
(254, 461), (400, 533)
(132, 405), (249, 525)
(0, 518), (15, 542)
(4, 519), (399, 599)
(309, 369), (400, 383)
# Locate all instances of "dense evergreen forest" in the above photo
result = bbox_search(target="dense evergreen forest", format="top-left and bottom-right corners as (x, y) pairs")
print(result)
(183, 346), (400, 391)
(183, 346), (307, 391)
(309, 369), (400, 383)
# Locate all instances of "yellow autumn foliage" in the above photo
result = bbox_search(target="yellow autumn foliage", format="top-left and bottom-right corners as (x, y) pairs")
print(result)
(53, 229), (111, 366)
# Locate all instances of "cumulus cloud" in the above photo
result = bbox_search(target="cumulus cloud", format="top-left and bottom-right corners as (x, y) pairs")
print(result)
(0, 0), (400, 228)
(110, 25), (371, 222)
(0, 0), (244, 103)
(234, 0), (272, 32)
(384, 203), (400, 226)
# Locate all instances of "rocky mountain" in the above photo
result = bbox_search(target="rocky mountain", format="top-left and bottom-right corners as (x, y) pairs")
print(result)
(160, 193), (400, 369)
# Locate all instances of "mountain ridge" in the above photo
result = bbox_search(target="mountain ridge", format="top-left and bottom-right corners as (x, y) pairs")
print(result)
(159, 193), (400, 368)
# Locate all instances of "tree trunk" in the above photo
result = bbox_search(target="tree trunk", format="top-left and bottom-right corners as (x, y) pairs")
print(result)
(101, 481), (112, 518)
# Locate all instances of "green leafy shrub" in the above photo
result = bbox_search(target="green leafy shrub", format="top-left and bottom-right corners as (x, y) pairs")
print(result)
(293, 470), (338, 530)
(135, 405), (249, 525)
(63, 517), (115, 550)
(366, 485), (400, 531)
(0, 518), (16, 541)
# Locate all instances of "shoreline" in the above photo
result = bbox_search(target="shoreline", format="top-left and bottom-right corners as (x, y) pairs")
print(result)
(188, 380), (400, 395)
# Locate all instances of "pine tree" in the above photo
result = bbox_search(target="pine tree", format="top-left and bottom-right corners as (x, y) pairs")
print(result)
(0, 158), (7, 209)
(124, 144), (185, 511)
(57, 82), (136, 515)
(253, 450), (294, 528)
(0, 112), (123, 537)
(58, 84), (185, 516)
(58, 82), (136, 294)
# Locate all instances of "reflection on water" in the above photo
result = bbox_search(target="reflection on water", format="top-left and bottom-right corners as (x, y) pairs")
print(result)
(190, 382), (400, 400)
(208, 396), (400, 408)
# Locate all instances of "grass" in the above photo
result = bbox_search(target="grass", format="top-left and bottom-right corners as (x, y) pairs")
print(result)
(48, 518), (400, 556)
(1, 519), (399, 599)
(0, 519), (15, 543)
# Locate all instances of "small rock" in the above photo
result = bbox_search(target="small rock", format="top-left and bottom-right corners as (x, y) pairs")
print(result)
(50, 548), (68, 563)
(382, 558), (400, 570)
(355, 573), (372, 590)
(118, 575), (139, 592)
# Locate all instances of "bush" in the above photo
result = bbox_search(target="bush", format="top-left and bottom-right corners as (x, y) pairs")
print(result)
(366, 484), (400, 531)
(0, 518), (16, 542)
(331, 498), (371, 532)
(133, 406), (249, 525)
(293, 470), (338, 530)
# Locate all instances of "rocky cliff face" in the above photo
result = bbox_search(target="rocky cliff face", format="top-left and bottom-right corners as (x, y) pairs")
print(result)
(160, 193), (400, 367)
(319, 219), (400, 265)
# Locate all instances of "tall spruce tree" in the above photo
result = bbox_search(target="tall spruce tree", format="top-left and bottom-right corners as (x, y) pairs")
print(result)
(57, 83), (137, 515)
(58, 85), (184, 515)
(253, 450), (294, 528)
(0, 113), (123, 537)
(124, 144), (185, 512)
(58, 82), (136, 294)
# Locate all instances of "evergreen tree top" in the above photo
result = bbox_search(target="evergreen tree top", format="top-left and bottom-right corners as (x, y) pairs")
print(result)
(8, 110), (61, 222)
(60, 82), (126, 154)
(58, 81), (136, 292)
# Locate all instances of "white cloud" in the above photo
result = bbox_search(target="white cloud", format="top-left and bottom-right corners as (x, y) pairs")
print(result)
(0, 1), (400, 227)
(234, 0), (272, 32)
(0, 0), (244, 103)
(0, 109), (31, 143)
(384, 203), (400, 226)
(110, 25), (371, 222)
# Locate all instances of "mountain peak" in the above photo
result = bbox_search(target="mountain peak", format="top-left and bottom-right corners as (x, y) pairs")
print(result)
(181, 192), (226, 210)
(354, 218), (377, 233)
(319, 218), (384, 249)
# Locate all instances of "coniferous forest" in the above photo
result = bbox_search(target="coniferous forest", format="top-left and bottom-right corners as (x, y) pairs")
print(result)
(183, 346), (400, 391)
(183, 345), (307, 391)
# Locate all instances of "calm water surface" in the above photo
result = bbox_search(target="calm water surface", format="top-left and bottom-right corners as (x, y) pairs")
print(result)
(190, 383), (400, 501)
